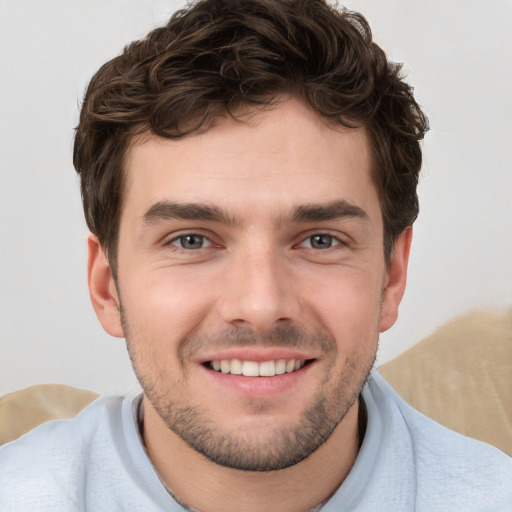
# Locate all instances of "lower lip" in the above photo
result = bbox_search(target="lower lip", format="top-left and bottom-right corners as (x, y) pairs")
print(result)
(200, 362), (315, 398)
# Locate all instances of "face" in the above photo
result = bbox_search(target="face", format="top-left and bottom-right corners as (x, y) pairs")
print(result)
(89, 98), (410, 471)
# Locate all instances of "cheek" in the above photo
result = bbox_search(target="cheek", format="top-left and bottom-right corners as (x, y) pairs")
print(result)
(301, 266), (383, 347)
(120, 269), (217, 349)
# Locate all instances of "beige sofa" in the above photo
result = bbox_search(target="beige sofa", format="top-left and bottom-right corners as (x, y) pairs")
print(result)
(1, 309), (511, 455)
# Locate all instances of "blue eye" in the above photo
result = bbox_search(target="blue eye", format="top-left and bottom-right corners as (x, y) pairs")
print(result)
(171, 234), (211, 250)
(301, 234), (340, 250)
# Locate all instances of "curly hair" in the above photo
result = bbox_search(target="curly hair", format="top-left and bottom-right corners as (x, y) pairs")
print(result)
(73, 0), (428, 276)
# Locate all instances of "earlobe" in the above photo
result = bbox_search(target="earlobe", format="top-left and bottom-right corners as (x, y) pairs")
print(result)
(378, 227), (413, 333)
(87, 234), (124, 338)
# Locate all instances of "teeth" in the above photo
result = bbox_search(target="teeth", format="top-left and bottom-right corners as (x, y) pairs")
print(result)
(230, 359), (243, 375)
(275, 359), (286, 375)
(259, 361), (275, 377)
(210, 358), (307, 377)
(242, 361), (260, 376)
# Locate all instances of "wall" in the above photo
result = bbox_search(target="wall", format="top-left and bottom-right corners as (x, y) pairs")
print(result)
(1, 0), (511, 395)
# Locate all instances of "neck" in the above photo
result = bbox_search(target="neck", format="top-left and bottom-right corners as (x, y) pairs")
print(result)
(142, 397), (362, 512)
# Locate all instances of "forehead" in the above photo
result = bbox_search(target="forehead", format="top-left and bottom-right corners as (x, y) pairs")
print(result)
(122, 98), (378, 222)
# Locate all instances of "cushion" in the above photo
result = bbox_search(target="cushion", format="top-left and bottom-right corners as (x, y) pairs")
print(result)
(380, 309), (512, 455)
(0, 384), (98, 445)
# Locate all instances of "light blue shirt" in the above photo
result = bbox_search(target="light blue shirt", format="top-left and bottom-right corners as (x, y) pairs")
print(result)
(1, 371), (511, 511)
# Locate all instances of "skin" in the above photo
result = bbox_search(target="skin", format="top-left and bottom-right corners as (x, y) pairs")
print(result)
(88, 97), (411, 512)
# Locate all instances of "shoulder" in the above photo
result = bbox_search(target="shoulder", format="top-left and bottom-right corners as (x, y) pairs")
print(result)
(401, 398), (512, 510)
(0, 395), (126, 510)
(367, 372), (512, 511)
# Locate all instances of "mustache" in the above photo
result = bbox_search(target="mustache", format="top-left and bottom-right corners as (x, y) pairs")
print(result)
(180, 324), (337, 360)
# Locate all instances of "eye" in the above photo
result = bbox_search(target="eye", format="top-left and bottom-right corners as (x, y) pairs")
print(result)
(300, 234), (340, 250)
(170, 234), (212, 250)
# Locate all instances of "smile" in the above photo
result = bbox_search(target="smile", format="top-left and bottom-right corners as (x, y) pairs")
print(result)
(208, 359), (311, 377)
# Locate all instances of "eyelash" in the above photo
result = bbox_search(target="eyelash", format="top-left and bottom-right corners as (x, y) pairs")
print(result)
(165, 232), (346, 252)
(297, 233), (343, 250)
(168, 233), (213, 250)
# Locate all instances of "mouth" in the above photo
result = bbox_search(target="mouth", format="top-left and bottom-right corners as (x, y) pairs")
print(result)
(205, 358), (316, 377)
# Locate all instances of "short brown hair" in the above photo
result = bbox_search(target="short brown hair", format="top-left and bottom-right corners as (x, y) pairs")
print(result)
(73, 0), (428, 275)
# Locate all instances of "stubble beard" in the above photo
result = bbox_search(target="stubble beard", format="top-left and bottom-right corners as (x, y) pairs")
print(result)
(123, 315), (377, 472)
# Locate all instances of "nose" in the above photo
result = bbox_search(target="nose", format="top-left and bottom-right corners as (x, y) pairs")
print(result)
(219, 245), (301, 333)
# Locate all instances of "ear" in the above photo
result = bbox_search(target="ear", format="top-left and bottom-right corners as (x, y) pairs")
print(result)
(378, 227), (412, 333)
(87, 234), (124, 338)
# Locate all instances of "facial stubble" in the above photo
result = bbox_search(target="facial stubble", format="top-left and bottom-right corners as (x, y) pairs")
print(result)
(121, 311), (376, 472)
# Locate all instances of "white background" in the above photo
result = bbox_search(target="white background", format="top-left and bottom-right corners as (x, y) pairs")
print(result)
(1, 0), (511, 396)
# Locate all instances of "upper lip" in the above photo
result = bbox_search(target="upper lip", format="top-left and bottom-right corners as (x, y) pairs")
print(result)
(195, 347), (319, 364)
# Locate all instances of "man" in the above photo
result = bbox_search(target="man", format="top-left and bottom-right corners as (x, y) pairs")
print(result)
(1, 0), (511, 510)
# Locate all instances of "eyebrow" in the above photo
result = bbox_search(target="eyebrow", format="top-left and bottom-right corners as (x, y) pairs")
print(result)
(142, 199), (370, 227)
(289, 200), (370, 224)
(143, 201), (240, 226)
